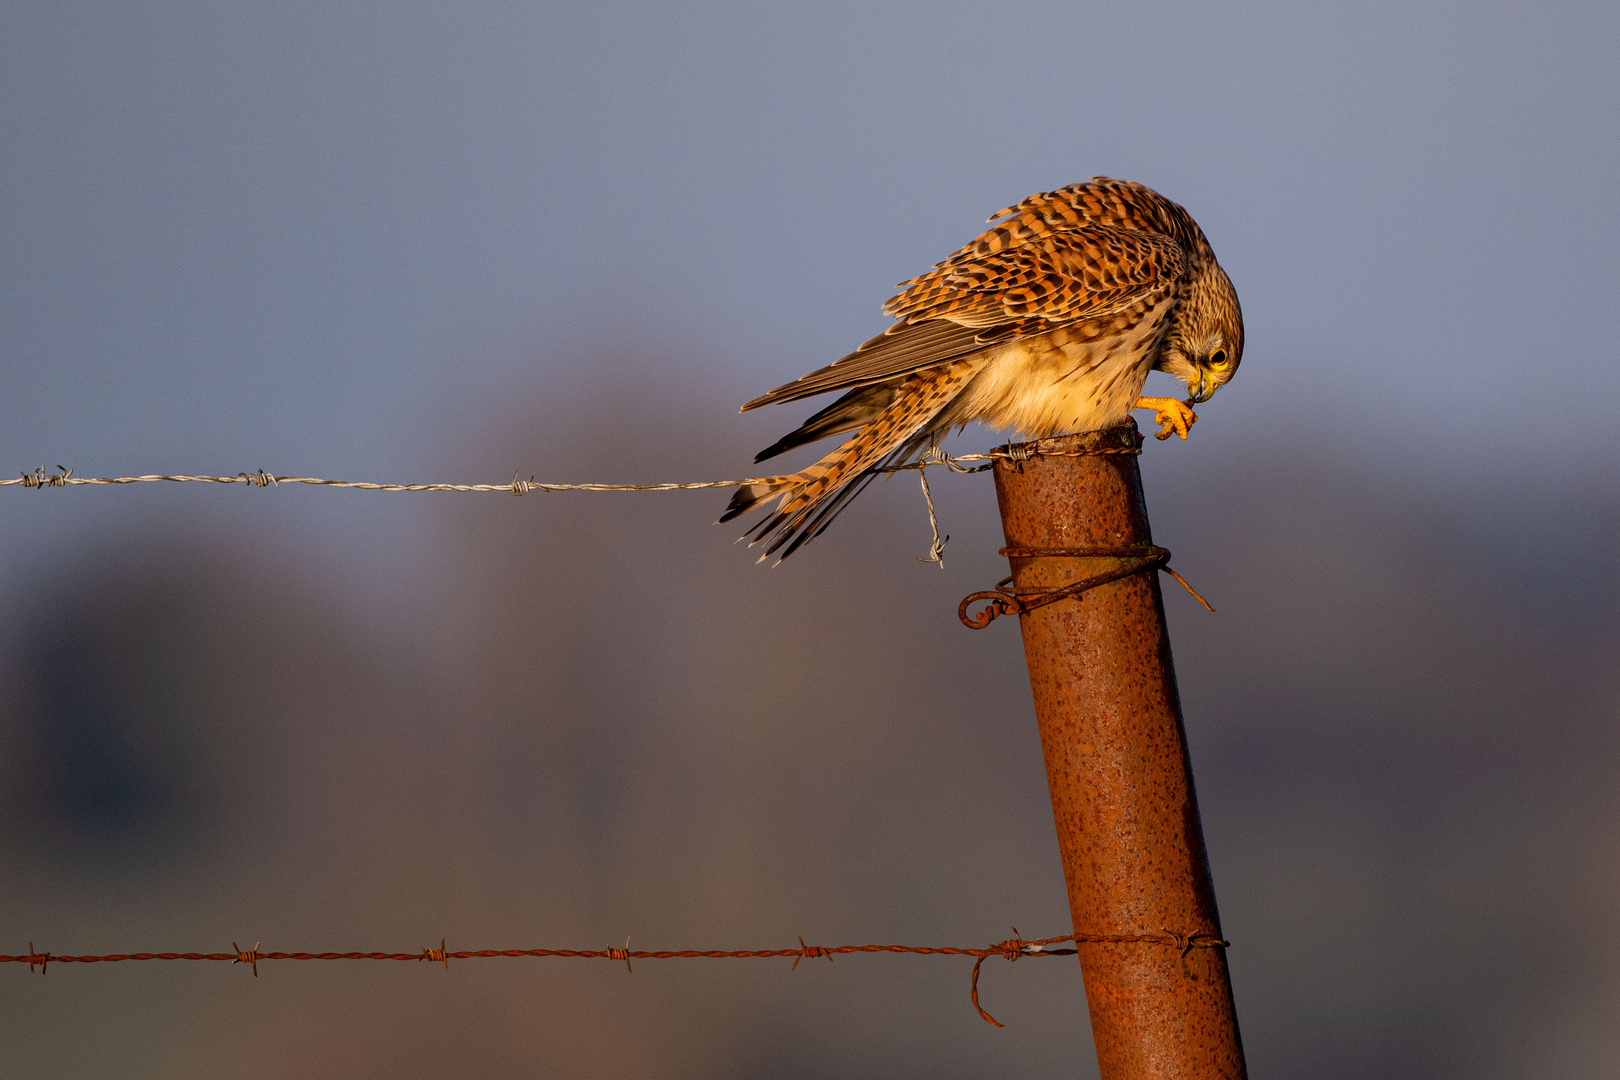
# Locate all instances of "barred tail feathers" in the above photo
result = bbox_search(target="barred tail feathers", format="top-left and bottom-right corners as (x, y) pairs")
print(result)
(725, 360), (981, 561)
(717, 478), (789, 525)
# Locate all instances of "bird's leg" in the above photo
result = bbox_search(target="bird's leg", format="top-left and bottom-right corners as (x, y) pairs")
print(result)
(1133, 397), (1198, 441)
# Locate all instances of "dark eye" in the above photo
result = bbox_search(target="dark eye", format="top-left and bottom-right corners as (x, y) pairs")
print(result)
(1208, 349), (1230, 370)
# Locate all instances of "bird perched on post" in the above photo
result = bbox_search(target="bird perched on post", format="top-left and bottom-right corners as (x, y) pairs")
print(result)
(723, 177), (1244, 561)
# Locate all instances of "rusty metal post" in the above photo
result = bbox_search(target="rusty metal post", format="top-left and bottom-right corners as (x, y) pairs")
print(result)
(988, 422), (1245, 1078)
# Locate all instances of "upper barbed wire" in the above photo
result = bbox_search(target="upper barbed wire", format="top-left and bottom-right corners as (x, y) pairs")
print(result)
(0, 454), (999, 496)
(1, 435), (1157, 496)
(0, 442), (1141, 564)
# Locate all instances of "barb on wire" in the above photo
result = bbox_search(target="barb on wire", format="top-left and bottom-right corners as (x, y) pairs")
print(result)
(1, 928), (1227, 1027)
(233, 942), (260, 977)
(793, 935), (833, 971)
(607, 936), (633, 973)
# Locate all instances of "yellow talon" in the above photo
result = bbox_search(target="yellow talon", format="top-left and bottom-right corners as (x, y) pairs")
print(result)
(1133, 397), (1198, 441)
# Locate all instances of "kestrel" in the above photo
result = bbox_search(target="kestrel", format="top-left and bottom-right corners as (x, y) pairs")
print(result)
(723, 177), (1244, 560)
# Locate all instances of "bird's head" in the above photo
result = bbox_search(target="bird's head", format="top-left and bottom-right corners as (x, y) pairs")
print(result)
(1156, 261), (1244, 404)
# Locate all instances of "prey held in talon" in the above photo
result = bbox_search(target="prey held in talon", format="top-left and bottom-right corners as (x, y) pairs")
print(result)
(722, 177), (1245, 560)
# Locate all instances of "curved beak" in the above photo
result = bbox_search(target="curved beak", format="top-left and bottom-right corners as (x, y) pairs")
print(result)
(1187, 368), (1216, 404)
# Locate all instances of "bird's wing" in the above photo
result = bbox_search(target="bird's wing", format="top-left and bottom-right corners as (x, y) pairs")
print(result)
(885, 225), (1185, 326)
(742, 320), (984, 411)
(742, 225), (1184, 412)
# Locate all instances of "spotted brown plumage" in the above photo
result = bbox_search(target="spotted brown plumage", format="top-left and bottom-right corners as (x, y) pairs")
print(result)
(725, 177), (1244, 561)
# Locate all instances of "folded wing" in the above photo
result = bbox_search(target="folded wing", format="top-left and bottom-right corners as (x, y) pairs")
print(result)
(743, 225), (1185, 412)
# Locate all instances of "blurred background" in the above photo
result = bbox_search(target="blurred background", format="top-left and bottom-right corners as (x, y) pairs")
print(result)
(2, 1), (1617, 1076)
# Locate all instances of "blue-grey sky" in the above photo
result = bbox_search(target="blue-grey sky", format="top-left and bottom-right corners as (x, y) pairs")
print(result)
(3, 0), (1615, 486)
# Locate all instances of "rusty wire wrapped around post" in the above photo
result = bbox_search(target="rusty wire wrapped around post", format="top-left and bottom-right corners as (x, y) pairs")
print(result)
(977, 420), (1247, 1078)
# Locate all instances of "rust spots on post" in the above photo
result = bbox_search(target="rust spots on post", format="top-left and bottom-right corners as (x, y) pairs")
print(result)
(990, 421), (1246, 1079)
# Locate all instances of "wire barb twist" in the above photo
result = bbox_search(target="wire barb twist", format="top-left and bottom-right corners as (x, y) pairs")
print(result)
(20, 466), (72, 489)
(792, 936), (833, 971)
(233, 942), (261, 976)
(606, 936), (633, 973)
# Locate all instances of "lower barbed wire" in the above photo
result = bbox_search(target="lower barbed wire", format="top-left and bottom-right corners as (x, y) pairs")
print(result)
(1, 929), (1226, 1027)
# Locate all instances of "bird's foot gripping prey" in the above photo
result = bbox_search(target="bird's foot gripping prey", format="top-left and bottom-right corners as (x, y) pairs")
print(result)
(722, 177), (1245, 561)
(1135, 396), (1199, 441)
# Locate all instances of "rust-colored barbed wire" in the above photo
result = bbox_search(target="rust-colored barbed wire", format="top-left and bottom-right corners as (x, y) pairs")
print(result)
(2, 927), (1225, 1027)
